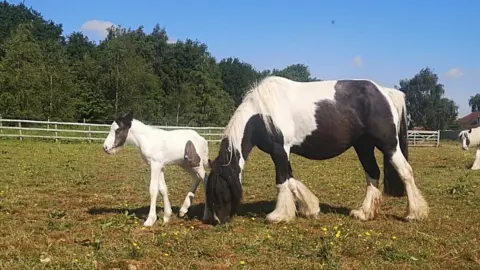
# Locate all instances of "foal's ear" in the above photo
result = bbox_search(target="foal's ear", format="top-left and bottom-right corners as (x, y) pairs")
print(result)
(469, 129), (472, 133)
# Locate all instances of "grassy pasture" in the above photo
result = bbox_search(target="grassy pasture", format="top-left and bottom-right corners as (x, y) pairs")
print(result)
(0, 139), (479, 269)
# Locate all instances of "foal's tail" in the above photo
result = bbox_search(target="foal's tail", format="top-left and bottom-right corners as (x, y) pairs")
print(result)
(383, 88), (407, 197)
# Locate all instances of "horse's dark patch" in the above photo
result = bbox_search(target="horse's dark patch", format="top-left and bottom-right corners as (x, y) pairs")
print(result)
(113, 111), (133, 148)
(184, 140), (201, 167)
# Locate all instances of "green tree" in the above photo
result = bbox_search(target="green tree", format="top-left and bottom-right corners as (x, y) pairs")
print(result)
(270, 64), (320, 82)
(0, 23), (47, 119)
(98, 26), (162, 121)
(218, 57), (261, 107)
(164, 39), (233, 126)
(397, 67), (458, 130)
(468, 94), (480, 112)
(0, 1), (64, 56)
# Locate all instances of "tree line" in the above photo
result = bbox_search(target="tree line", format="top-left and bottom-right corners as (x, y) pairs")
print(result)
(0, 2), (476, 130)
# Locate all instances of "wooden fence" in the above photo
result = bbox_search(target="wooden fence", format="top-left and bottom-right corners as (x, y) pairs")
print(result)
(0, 118), (440, 147)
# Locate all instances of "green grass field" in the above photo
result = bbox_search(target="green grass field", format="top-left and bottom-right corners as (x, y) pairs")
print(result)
(0, 140), (479, 269)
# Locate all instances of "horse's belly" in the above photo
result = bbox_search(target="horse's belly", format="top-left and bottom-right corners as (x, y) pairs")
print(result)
(290, 136), (352, 160)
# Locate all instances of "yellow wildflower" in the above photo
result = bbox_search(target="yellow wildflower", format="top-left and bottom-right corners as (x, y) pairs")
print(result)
(365, 232), (370, 236)
(164, 253), (169, 256)
(239, 261), (246, 265)
(251, 217), (255, 221)
(392, 236), (397, 240)
(333, 226), (338, 230)
(322, 227), (327, 232)
(73, 258), (78, 263)
(335, 231), (341, 238)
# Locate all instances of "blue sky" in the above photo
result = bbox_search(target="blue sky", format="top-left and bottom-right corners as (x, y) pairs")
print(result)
(9, 0), (479, 117)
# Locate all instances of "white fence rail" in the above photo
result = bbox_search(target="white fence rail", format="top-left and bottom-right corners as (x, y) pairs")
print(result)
(0, 118), (225, 142)
(0, 118), (440, 147)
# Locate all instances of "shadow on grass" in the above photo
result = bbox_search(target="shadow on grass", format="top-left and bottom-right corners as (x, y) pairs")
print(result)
(88, 201), (354, 221)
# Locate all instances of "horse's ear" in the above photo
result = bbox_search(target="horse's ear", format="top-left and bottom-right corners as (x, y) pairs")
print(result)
(124, 111), (133, 122)
(469, 129), (472, 133)
(119, 111), (133, 127)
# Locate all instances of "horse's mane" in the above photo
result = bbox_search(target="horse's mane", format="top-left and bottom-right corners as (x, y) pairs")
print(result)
(223, 76), (297, 160)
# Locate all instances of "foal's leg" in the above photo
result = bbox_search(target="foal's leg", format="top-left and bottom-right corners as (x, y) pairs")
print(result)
(144, 162), (162, 227)
(266, 144), (319, 223)
(158, 168), (173, 224)
(388, 146), (429, 221)
(470, 146), (480, 170)
(350, 138), (382, 221)
(179, 164), (206, 217)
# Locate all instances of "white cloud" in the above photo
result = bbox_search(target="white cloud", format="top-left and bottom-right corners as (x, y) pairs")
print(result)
(353, 55), (363, 67)
(167, 39), (178, 44)
(445, 67), (463, 79)
(80, 20), (115, 39)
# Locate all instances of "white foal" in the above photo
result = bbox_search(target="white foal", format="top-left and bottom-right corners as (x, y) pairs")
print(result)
(102, 112), (212, 226)
(459, 127), (480, 170)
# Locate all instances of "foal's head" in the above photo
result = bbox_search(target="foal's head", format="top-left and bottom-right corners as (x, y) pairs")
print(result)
(459, 129), (472, 150)
(206, 138), (243, 225)
(103, 111), (133, 154)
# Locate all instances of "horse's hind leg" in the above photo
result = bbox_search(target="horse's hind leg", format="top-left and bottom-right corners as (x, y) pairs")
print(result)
(471, 146), (480, 170)
(388, 146), (429, 221)
(179, 164), (205, 217)
(350, 136), (382, 221)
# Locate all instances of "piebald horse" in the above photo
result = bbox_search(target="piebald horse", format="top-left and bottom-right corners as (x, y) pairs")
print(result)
(205, 76), (429, 225)
(102, 112), (212, 226)
(459, 127), (480, 170)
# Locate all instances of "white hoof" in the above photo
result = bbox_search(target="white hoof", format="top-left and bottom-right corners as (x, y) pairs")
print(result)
(405, 202), (429, 221)
(289, 179), (320, 218)
(350, 209), (369, 221)
(266, 211), (295, 224)
(144, 216), (157, 227)
(350, 184), (382, 221)
(162, 211), (172, 224)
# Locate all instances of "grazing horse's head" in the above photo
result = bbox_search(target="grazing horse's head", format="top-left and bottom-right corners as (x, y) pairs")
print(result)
(103, 111), (133, 154)
(206, 138), (243, 225)
(458, 129), (471, 150)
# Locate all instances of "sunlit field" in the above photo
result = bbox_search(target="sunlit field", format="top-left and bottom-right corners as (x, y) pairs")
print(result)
(0, 139), (479, 269)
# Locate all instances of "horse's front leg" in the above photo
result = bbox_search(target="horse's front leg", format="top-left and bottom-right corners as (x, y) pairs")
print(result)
(144, 162), (162, 226)
(265, 144), (319, 223)
(158, 168), (172, 224)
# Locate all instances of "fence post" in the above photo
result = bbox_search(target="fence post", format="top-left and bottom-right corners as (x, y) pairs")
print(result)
(413, 132), (416, 146)
(55, 124), (58, 142)
(88, 125), (92, 143)
(0, 115), (2, 134)
(437, 130), (440, 147)
(18, 122), (22, 141)
(47, 118), (50, 131)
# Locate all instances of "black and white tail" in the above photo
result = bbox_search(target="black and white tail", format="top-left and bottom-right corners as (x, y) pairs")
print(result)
(383, 89), (408, 197)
